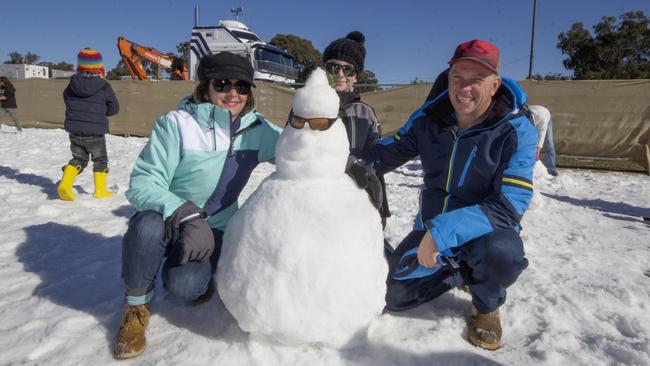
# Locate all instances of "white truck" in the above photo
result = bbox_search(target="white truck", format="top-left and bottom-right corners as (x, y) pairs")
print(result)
(189, 20), (297, 84)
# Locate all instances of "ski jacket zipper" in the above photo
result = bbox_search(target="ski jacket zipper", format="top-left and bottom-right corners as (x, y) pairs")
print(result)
(458, 145), (478, 188)
(227, 118), (262, 156)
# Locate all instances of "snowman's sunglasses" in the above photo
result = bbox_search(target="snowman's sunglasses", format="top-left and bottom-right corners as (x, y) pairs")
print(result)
(289, 114), (337, 131)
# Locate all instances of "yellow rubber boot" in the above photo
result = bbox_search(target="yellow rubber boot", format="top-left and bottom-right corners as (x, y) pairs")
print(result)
(57, 164), (79, 201)
(93, 171), (113, 198)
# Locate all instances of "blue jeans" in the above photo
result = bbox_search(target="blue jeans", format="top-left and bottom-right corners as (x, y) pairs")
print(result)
(121, 210), (223, 305)
(0, 107), (23, 131)
(385, 229), (528, 313)
(542, 118), (557, 172)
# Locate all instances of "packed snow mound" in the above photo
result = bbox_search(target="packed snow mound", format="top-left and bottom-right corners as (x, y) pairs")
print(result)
(217, 67), (387, 348)
(274, 119), (349, 179)
(291, 67), (339, 119)
(217, 176), (387, 348)
(275, 67), (348, 180)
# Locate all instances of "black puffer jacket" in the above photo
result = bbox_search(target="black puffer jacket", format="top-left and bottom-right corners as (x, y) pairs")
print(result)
(339, 91), (391, 220)
(63, 73), (119, 136)
(0, 84), (17, 108)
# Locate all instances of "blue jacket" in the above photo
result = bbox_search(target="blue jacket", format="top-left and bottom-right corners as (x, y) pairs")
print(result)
(363, 79), (537, 256)
(63, 73), (119, 136)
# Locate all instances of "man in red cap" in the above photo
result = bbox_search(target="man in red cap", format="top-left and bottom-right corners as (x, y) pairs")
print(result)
(353, 39), (537, 350)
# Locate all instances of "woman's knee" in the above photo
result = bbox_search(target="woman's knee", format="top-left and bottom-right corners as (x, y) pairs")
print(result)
(162, 262), (211, 301)
(127, 211), (165, 242)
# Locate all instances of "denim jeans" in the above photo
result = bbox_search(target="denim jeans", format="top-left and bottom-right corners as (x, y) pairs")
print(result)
(67, 134), (109, 173)
(0, 107), (23, 131)
(542, 118), (557, 172)
(121, 210), (223, 305)
(385, 228), (528, 313)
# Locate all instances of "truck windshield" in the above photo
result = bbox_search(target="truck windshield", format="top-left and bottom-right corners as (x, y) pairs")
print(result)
(254, 48), (297, 79)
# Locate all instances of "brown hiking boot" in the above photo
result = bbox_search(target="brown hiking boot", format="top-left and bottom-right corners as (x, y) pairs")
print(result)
(468, 305), (502, 350)
(114, 304), (150, 359)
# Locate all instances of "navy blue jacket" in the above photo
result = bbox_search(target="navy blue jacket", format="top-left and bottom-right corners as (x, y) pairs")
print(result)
(363, 79), (537, 256)
(63, 73), (119, 136)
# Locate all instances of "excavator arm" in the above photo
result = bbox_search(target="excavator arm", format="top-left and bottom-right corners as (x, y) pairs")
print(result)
(117, 37), (188, 80)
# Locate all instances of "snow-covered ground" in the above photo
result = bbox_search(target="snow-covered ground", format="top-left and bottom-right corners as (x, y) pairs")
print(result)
(1, 126), (649, 366)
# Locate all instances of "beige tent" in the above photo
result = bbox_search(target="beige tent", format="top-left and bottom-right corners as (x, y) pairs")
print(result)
(4, 78), (649, 173)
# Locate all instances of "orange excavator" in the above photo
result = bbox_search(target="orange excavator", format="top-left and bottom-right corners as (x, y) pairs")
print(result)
(117, 36), (188, 80)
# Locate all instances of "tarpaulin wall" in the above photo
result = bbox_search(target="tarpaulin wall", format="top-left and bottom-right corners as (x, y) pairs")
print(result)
(7, 79), (294, 135)
(5, 79), (649, 173)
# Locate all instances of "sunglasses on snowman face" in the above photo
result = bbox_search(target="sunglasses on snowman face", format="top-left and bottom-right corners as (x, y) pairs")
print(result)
(289, 114), (337, 131)
(324, 62), (356, 77)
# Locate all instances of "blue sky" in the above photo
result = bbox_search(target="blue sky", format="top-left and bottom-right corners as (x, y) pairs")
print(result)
(2, 0), (648, 83)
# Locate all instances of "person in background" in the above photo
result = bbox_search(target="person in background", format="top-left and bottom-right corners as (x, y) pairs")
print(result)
(0, 76), (24, 133)
(528, 105), (559, 176)
(114, 52), (282, 359)
(57, 48), (119, 201)
(542, 110), (559, 176)
(322, 31), (391, 229)
(353, 39), (536, 350)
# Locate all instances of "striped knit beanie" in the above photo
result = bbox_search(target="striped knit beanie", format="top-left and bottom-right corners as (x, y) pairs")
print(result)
(77, 48), (105, 75)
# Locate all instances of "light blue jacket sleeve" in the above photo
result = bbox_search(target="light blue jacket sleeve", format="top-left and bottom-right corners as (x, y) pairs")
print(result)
(257, 115), (283, 164)
(125, 114), (186, 219)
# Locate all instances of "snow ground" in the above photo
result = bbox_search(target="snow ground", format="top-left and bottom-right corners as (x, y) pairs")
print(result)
(0, 126), (649, 366)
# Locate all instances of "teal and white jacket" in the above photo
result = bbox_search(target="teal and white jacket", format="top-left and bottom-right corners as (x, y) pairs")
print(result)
(126, 97), (282, 230)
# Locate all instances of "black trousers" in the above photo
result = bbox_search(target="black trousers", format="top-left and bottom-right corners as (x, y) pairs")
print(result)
(66, 134), (109, 173)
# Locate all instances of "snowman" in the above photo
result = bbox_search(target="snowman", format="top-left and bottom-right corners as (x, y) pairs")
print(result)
(216, 68), (387, 348)
(528, 105), (553, 210)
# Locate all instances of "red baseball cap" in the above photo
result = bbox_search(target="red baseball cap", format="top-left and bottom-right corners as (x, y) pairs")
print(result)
(448, 39), (500, 74)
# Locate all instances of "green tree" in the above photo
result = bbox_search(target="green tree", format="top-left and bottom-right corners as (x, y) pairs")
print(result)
(24, 52), (40, 64)
(5, 51), (42, 65)
(176, 41), (190, 63)
(107, 60), (131, 80)
(37, 61), (74, 77)
(269, 34), (321, 82)
(6, 51), (24, 64)
(557, 11), (650, 79)
(531, 73), (570, 80)
(356, 69), (381, 93)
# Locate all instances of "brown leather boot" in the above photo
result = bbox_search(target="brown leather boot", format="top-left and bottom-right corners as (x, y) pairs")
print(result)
(113, 304), (150, 359)
(468, 305), (502, 350)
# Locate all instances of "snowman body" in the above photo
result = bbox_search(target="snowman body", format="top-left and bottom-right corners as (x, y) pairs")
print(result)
(217, 69), (387, 348)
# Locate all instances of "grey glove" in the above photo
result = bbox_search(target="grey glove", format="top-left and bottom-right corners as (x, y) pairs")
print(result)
(345, 156), (384, 210)
(166, 201), (214, 265)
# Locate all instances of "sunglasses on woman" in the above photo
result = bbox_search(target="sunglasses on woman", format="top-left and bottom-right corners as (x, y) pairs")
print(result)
(212, 79), (252, 95)
(324, 62), (356, 77)
(289, 114), (337, 131)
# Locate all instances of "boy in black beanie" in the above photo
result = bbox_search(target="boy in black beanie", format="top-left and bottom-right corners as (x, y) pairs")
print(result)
(323, 31), (391, 232)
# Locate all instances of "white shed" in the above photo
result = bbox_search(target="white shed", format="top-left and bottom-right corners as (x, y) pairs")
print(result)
(0, 64), (49, 79)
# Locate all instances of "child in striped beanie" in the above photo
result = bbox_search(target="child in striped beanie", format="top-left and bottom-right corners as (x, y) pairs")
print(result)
(77, 48), (105, 76)
(57, 47), (119, 201)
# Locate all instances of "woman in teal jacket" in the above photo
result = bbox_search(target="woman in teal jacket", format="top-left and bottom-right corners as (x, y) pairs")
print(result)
(114, 52), (282, 359)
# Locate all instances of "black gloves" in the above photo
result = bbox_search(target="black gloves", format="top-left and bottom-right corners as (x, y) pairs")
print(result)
(166, 201), (214, 265)
(345, 156), (384, 210)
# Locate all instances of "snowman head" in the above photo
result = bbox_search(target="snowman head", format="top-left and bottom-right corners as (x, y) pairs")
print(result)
(275, 68), (350, 180)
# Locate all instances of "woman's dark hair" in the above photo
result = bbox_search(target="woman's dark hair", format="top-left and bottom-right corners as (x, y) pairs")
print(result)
(192, 79), (255, 116)
(0, 76), (15, 89)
